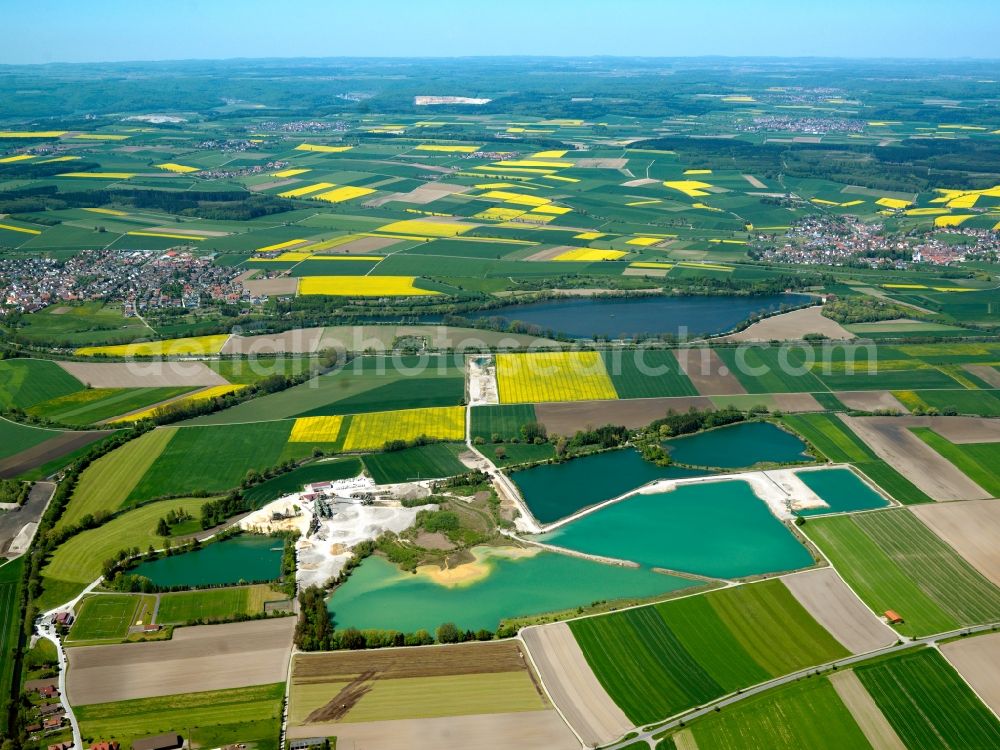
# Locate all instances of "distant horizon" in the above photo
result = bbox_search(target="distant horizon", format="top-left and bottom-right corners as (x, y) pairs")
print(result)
(5, 0), (1000, 65)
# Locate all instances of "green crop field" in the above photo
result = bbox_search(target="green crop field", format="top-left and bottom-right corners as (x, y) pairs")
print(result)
(781, 413), (875, 463)
(75, 683), (285, 750)
(0, 558), (24, 732)
(27, 386), (195, 425)
(190, 355), (464, 424)
(903, 389), (1000, 417)
(67, 594), (144, 642)
(570, 579), (846, 724)
(0, 359), (84, 410)
(715, 348), (826, 394)
(0, 417), (64, 461)
(664, 676), (870, 750)
(156, 584), (286, 623)
(602, 350), (698, 398)
(814, 364), (962, 391)
(853, 460), (933, 505)
(56, 428), (177, 531)
(40, 496), (215, 608)
(363, 442), (468, 483)
(806, 509), (1000, 636)
(911, 428), (1000, 496)
(127, 422), (293, 502)
(856, 649), (1000, 750)
(470, 404), (537, 442)
(241, 457), (363, 508)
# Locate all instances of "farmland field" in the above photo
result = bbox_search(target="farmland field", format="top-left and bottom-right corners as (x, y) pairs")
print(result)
(156, 584), (287, 623)
(56, 427), (177, 530)
(715, 347), (826, 393)
(75, 334), (230, 357)
(901, 388), (1000, 416)
(27, 386), (195, 425)
(853, 460), (933, 505)
(663, 676), (870, 750)
(0, 358), (84, 409)
(495, 351), (619, 403)
(805, 509), (1000, 636)
(341, 406), (465, 451)
(126, 422), (293, 501)
(855, 648), (1000, 750)
(75, 683), (285, 750)
(570, 579), (846, 724)
(781, 413), (875, 462)
(602, 350), (698, 398)
(910, 428), (1000, 496)
(470, 404), (537, 441)
(363, 442), (468, 483)
(0, 417), (64, 461)
(0, 558), (24, 731)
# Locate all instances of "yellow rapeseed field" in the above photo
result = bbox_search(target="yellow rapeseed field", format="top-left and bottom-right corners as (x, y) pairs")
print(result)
(494, 351), (619, 404)
(533, 150), (567, 158)
(531, 205), (571, 215)
(553, 248), (627, 262)
(630, 262), (673, 269)
(256, 239), (307, 253)
(663, 180), (713, 197)
(342, 406), (465, 451)
(76, 334), (230, 358)
(290, 415), (345, 443)
(626, 237), (663, 246)
(82, 208), (127, 216)
(313, 186), (376, 203)
(684, 169), (713, 175)
(0, 223), (41, 235)
(113, 385), (243, 423)
(0, 154), (36, 163)
(295, 143), (353, 153)
(574, 232), (605, 240)
(414, 144), (481, 153)
(72, 134), (129, 140)
(0, 130), (66, 137)
(875, 197), (911, 210)
(480, 190), (550, 207)
(37, 155), (80, 163)
(278, 182), (336, 198)
(376, 219), (475, 237)
(298, 276), (439, 296)
(156, 163), (200, 173)
(474, 207), (526, 221)
(544, 174), (579, 183)
(935, 215), (974, 227)
(272, 168), (311, 178)
(127, 231), (204, 241)
(58, 172), (135, 179)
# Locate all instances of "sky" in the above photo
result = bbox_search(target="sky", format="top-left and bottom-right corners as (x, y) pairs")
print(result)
(4, 0), (1000, 64)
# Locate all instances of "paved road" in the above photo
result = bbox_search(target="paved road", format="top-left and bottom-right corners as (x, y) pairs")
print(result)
(604, 621), (1000, 750)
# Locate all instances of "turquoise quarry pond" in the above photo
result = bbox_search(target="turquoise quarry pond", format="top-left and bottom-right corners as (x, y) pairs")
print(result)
(366, 293), (811, 339)
(130, 535), (283, 588)
(512, 448), (708, 524)
(663, 421), (811, 468)
(795, 467), (889, 516)
(540, 480), (813, 579)
(327, 548), (691, 633)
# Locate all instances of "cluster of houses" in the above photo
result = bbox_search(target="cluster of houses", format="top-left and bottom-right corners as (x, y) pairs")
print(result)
(25, 679), (65, 737)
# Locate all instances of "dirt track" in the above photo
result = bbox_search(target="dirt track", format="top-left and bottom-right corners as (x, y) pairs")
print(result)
(782, 568), (896, 654)
(0, 430), (112, 479)
(941, 632), (1000, 716)
(288, 710), (578, 749)
(911, 500), (1000, 586)
(835, 391), (909, 413)
(521, 623), (632, 748)
(535, 396), (713, 434)
(67, 618), (294, 705)
(840, 415), (991, 501)
(829, 670), (907, 750)
(221, 327), (325, 355)
(58, 361), (227, 388)
(676, 349), (747, 395)
(719, 306), (854, 342)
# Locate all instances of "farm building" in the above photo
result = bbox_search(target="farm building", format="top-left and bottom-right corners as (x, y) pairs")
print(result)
(132, 734), (183, 750)
(885, 609), (904, 624)
(92, 742), (120, 750)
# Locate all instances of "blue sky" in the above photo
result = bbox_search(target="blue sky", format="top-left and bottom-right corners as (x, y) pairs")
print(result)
(5, 0), (999, 64)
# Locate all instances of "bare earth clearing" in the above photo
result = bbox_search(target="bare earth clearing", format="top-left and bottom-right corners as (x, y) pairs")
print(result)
(535, 396), (712, 434)
(941, 632), (1000, 717)
(835, 391), (909, 413)
(840, 415), (991, 501)
(772, 393), (824, 412)
(521, 622), (632, 748)
(782, 568), (896, 654)
(911, 500), (1000, 587)
(67, 618), (294, 705)
(676, 348), (747, 395)
(243, 277), (299, 296)
(57, 361), (228, 388)
(0, 430), (112, 478)
(287, 711), (578, 749)
(829, 670), (907, 750)
(319, 235), (402, 254)
(719, 306), (854, 342)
